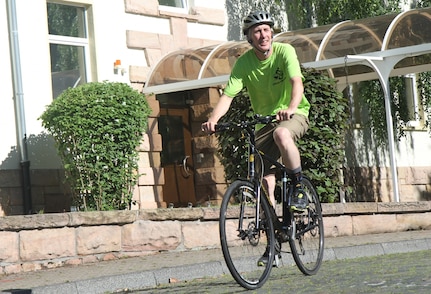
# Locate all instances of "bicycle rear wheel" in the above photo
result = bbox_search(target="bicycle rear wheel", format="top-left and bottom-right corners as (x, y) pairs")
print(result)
(219, 180), (275, 290)
(289, 176), (324, 275)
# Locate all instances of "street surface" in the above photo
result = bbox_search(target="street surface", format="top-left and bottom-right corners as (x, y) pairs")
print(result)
(120, 250), (431, 294)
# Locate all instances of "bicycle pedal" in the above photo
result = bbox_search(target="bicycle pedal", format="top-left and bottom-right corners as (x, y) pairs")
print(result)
(278, 231), (290, 242)
(291, 207), (308, 214)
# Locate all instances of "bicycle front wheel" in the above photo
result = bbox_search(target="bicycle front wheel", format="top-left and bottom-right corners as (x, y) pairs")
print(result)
(219, 180), (275, 290)
(289, 176), (324, 275)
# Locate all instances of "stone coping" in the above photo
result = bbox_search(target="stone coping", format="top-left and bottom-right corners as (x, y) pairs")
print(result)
(0, 201), (430, 231)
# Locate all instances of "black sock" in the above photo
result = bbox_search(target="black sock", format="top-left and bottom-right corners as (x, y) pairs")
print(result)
(289, 171), (303, 184)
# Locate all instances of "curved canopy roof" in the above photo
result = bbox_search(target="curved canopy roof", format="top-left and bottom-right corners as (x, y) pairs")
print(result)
(143, 7), (431, 203)
(144, 7), (431, 94)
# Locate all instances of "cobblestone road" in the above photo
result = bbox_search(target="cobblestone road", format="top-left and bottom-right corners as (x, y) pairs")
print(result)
(127, 249), (431, 294)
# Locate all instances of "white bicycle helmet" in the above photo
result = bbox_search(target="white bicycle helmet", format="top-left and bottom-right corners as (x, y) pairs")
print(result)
(242, 11), (274, 35)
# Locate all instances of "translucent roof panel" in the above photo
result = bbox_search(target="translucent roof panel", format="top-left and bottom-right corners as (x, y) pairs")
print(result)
(146, 45), (218, 87)
(388, 9), (431, 72)
(146, 7), (431, 88)
(384, 9), (431, 49)
(198, 42), (251, 79)
(274, 24), (333, 63)
(319, 15), (394, 60)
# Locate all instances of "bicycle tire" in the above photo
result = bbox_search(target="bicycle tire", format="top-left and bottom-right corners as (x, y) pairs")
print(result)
(289, 176), (324, 275)
(219, 180), (276, 290)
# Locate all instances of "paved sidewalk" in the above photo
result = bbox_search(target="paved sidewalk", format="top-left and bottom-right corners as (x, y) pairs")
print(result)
(1, 230), (430, 294)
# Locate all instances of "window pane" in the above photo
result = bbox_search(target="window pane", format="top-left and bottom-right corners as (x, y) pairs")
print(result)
(158, 0), (185, 8)
(50, 44), (87, 99)
(47, 3), (86, 38)
(158, 115), (185, 165)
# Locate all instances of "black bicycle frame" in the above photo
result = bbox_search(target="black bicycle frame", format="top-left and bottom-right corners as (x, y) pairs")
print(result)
(245, 124), (293, 236)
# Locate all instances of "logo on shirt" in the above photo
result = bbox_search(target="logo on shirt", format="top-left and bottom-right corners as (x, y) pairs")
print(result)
(273, 67), (286, 85)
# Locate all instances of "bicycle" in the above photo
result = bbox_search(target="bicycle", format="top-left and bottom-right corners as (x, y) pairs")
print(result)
(215, 114), (324, 290)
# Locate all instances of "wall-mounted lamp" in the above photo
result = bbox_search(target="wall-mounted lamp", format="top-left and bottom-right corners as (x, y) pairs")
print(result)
(114, 59), (127, 75)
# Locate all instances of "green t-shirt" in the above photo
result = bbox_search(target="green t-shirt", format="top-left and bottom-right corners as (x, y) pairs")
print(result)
(224, 42), (310, 118)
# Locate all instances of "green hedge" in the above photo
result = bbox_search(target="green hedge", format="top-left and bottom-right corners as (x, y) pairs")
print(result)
(40, 82), (151, 211)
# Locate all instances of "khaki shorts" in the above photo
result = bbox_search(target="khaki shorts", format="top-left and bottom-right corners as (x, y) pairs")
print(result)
(255, 114), (309, 175)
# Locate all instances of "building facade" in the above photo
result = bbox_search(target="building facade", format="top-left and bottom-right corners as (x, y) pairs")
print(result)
(1, 0), (430, 215)
(1, 0), (227, 215)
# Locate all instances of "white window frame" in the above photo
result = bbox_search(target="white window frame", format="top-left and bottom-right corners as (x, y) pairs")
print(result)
(158, 0), (189, 14)
(48, 35), (92, 83)
(404, 73), (421, 128)
(47, 2), (92, 98)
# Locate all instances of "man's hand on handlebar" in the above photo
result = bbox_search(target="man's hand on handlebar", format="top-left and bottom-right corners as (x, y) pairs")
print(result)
(202, 111), (294, 134)
(276, 110), (295, 121)
(201, 121), (217, 134)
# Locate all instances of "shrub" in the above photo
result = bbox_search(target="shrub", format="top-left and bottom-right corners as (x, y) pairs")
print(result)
(299, 67), (350, 202)
(40, 82), (151, 211)
(217, 67), (349, 203)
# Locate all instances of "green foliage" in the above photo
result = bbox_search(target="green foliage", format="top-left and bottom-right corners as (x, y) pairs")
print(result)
(217, 68), (349, 203)
(284, 0), (315, 30)
(299, 68), (350, 202)
(417, 0), (431, 8)
(357, 80), (388, 145)
(47, 3), (81, 72)
(277, 0), (400, 29)
(416, 3), (431, 134)
(277, 0), (431, 155)
(357, 70), (431, 146)
(313, 0), (400, 25)
(418, 71), (431, 132)
(39, 82), (151, 211)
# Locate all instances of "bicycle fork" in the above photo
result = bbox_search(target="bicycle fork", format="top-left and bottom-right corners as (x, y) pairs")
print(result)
(281, 172), (296, 242)
(236, 185), (262, 241)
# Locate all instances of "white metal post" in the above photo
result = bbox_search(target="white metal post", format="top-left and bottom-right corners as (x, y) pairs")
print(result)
(346, 55), (400, 202)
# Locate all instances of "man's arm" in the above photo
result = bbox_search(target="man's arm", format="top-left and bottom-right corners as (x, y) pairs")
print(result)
(201, 94), (234, 133)
(277, 76), (304, 121)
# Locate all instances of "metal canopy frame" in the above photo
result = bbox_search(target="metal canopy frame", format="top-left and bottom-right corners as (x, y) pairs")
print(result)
(143, 43), (431, 95)
(302, 43), (431, 203)
(143, 43), (431, 202)
(143, 7), (431, 202)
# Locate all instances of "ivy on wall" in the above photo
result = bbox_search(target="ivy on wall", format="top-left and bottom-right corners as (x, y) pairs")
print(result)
(418, 71), (431, 132)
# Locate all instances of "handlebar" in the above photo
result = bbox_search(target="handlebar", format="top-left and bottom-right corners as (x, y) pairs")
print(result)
(215, 114), (277, 133)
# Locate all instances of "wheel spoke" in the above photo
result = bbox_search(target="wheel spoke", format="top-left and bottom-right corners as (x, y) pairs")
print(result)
(288, 177), (324, 275)
(219, 180), (275, 290)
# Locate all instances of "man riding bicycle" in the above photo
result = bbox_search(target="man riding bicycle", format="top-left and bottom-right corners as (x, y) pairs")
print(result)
(201, 10), (311, 212)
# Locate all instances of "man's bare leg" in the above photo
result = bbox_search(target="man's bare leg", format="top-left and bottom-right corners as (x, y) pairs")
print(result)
(263, 174), (276, 206)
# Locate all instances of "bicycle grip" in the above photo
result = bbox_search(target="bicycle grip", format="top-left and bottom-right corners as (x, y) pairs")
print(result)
(215, 123), (230, 132)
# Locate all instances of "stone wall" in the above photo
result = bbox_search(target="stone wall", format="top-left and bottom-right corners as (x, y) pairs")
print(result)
(344, 166), (431, 202)
(133, 94), (164, 209)
(0, 169), (71, 216)
(1, 202), (430, 275)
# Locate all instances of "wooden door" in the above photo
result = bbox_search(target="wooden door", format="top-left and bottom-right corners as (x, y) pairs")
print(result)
(158, 108), (196, 207)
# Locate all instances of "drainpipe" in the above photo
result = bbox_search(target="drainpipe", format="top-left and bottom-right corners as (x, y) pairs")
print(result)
(7, 0), (32, 214)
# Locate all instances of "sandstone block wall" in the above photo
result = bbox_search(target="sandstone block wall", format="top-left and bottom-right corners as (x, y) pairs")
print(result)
(344, 166), (431, 202)
(1, 202), (430, 276)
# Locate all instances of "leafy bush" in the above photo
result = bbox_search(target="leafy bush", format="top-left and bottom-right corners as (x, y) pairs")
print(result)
(418, 71), (431, 132)
(217, 67), (349, 203)
(299, 67), (349, 202)
(40, 82), (151, 211)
